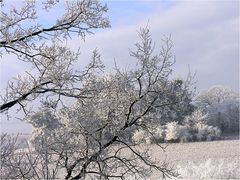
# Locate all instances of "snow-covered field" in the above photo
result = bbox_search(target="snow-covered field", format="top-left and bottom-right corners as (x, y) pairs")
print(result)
(148, 139), (240, 179)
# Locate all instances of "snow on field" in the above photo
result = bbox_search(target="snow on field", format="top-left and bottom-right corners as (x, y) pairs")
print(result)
(155, 139), (239, 163)
(148, 139), (240, 179)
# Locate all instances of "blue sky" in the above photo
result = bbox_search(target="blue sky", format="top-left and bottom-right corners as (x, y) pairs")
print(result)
(105, 1), (174, 26)
(1, 0), (239, 133)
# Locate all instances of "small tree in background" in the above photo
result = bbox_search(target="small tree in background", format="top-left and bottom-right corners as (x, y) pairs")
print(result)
(195, 86), (239, 133)
(152, 78), (195, 126)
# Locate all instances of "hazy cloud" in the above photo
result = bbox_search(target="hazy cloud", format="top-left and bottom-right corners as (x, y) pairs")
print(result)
(68, 0), (239, 91)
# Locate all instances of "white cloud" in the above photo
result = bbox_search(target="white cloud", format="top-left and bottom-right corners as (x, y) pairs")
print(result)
(68, 0), (238, 91)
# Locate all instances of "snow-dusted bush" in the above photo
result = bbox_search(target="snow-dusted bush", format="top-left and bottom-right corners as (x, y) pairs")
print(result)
(195, 122), (221, 141)
(132, 126), (167, 144)
(151, 126), (166, 143)
(184, 109), (208, 128)
(178, 126), (191, 143)
(132, 129), (151, 144)
(165, 122), (179, 141)
(165, 122), (190, 142)
(162, 118), (221, 143)
(183, 109), (221, 142)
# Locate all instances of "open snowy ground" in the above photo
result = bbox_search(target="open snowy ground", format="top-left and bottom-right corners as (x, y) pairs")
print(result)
(147, 139), (240, 179)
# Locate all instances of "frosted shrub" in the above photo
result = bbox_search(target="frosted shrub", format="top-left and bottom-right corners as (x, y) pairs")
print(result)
(138, 110), (222, 144)
(165, 122), (179, 141)
(165, 122), (187, 142)
(132, 129), (150, 144)
(206, 126), (221, 141)
(164, 120), (220, 143)
(132, 121), (220, 144)
(195, 122), (221, 141)
(195, 122), (208, 141)
(184, 109), (208, 129)
(213, 127), (221, 137)
(182, 109), (221, 142)
(151, 126), (166, 143)
(178, 126), (191, 142)
(145, 137), (152, 144)
(165, 122), (191, 142)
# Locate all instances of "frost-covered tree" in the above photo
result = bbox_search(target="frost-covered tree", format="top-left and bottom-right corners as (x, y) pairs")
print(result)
(195, 86), (239, 132)
(0, 0), (109, 116)
(195, 86), (238, 106)
(152, 78), (195, 125)
(24, 27), (179, 179)
(1, 25), (181, 179)
(183, 109), (208, 130)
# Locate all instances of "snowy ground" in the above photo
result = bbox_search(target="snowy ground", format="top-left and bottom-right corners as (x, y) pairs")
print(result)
(154, 139), (239, 163)
(148, 139), (240, 179)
